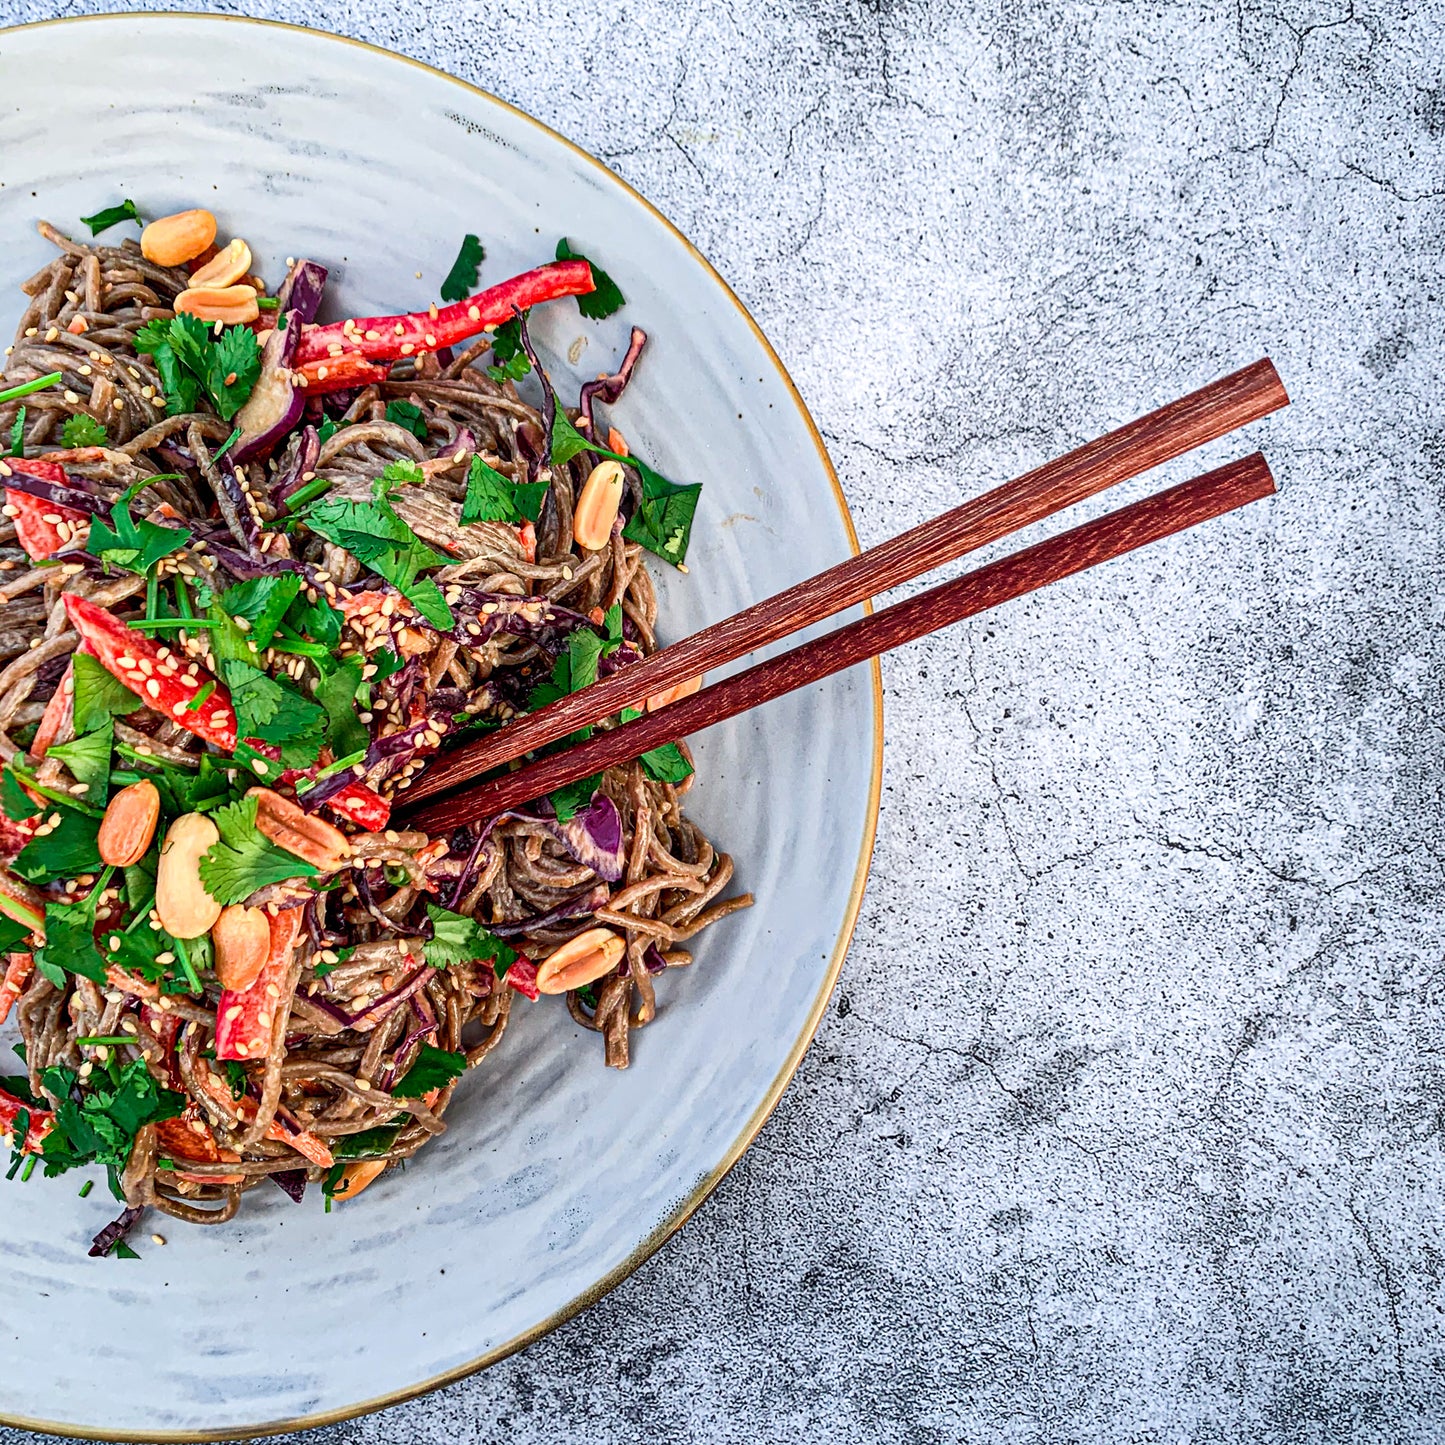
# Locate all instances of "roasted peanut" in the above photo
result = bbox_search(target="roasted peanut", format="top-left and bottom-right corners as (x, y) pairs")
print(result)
(246, 788), (350, 871)
(646, 674), (703, 713)
(97, 780), (160, 866)
(140, 209), (218, 268)
(174, 284), (259, 325)
(212, 904), (271, 993)
(188, 238), (253, 290)
(536, 926), (626, 995)
(573, 459), (625, 550)
(155, 813), (222, 939)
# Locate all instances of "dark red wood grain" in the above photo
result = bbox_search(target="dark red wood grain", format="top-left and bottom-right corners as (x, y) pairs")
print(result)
(400, 452), (1276, 833)
(402, 359), (1287, 809)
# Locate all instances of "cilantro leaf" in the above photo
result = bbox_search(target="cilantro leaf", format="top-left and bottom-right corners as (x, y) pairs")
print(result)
(460, 454), (548, 526)
(333, 1122), (403, 1159)
(384, 400), (428, 441)
(80, 200), (141, 236)
(602, 602), (623, 655)
(0, 915), (28, 954)
(400, 576), (454, 631)
(34, 893), (108, 986)
(312, 657), (368, 760)
(85, 495), (190, 577)
(391, 1043), (468, 1099)
(207, 326), (261, 422)
(638, 742), (694, 785)
(1, 768), (38, 822)
(13, 808), (102, 885)
(8, 406), (24, 458)
(217, 574), (302, 650)
(422, 903), (517, 975)
(377, 459), (425, 495)
(486, 316), (531, 383)
(556, 239), (626, 320)
(197, 795), (319, 905)
(47, 719), (113, 798)
(60, 414), (108, 449)
(283, 592), (344, 650)
(549, 772), (603, 822)
(72, 653), (138, 734)
(220, 659), (326, 767)
(440, 234), (485, 303)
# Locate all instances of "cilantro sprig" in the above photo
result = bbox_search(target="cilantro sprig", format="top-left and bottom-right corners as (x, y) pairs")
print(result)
(486, 315), (531, 384)
(134, 314), (260, 421)
(423, 902), (517, 978)
(391, 1043), (468, 1099)
(460, 454), (548, 527)
(60, 414), (108, 449)
(197, 794), (319, 904)
(80, 200), (141, 236)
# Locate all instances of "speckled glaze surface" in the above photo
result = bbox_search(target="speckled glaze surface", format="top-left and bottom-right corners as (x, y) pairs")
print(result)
(0, 15), (880, 1438)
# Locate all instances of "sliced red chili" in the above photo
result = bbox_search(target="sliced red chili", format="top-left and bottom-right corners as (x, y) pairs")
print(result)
(295, 352), (391, 395)
(0, 1082), (52, 1153)
(0, 951), (34, 1025)
(293, 259), (594, 368)
(504, 957), (540, 1001)
(62, 594), (237, 751)
(6, 486), (89, 561)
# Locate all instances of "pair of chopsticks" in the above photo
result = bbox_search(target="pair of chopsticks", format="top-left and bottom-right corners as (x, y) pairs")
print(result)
(399, 359), (1288, 833)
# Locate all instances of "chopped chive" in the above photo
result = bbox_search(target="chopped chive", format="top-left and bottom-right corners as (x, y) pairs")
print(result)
(76, 1036), (136, 1047)
(268, 638), (330, 661)
(20, 1154), (36, 1182)
(126, 617), (220, 631)
(171, 936), (201, 995)
(0, 372), (62, 406)
(145, 569), (159, 622)
(257, 296), (281, 311)
(185, 680), (216, 713)
(8, 763), (105, 818)
(78, 1178), (94, 1198)
(282, 475), (333, 512)
(174, 575), (194, 621)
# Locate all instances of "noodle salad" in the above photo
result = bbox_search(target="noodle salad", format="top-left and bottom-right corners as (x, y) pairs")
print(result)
(0, 203), (750, 1256)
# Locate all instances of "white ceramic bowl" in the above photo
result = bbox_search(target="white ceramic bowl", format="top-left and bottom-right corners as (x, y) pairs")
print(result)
(0, 14), (880, 1437)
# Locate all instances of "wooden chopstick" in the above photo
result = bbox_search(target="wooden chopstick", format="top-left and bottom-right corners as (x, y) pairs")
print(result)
(400, 452), (1276, 833)
(403, 358), (1287, 809)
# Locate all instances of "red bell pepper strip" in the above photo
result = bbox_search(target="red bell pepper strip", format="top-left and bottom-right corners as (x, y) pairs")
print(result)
(0, 952), (34, 1024)
(0, 1082), (52, 1153)
(62, 594), (238, 750)
(193, 1065), (334, 1169)
(6, 479), (89, 561)
(155, 1108), (244, 1186)
(293, 259), (595, 368)
(295, 352), (391, 395)
(31, 657), (77, 758)
(215, 906), (303, 1063)
(322, 781), (391, 830)
(504, 957), (540, 1001)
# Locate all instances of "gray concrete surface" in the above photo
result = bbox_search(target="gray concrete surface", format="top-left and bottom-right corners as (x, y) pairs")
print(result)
(1, 0), (1442, 1440)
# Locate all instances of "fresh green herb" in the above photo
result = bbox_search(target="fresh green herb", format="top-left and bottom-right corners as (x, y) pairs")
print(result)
(224, 1060), (248, 1101)
(485, 315), (531, 383)
(78, 1178), (94, 1199)
(440, 233), (485, 303)
(13, 807), (103, 886)
(638, 742), (694, 785)
(217, 574), (302, 650)
(72, 653), (137, 733)
(256, 296), (281, 311)
(80, 199), (141, 236)
(47, 719), (114, 799)
(38, 1059), (184, 1182)
(460, 454), (548, 526)
(186, 680), (216, 713)
(33, 876), (113, 987)
(220, 659), (325, 768)
(0, 373), (61, 407)
(110, 1240), (141, 1260)
(333, 1122), (403, 1158)
(197, 794), (320, 905)
(423, 902), (517, 977)
(282, 590), (345, 651)
(574, 982), (600, 1010)
(134, 314), (260, 421)
(550, 411), (700, 564)
(316, 418), (342, 447)
(297, 486), (454, 630)
(556, 238), (626, 320)
(1, 767), (38, 822)
(602, 602), (623, 655)
(0, 916), (31, 954)
(549, 772), (604, 822)
(391, 1042), (468, 1099)
(527, 626), (604, 712)
(212, 424), (243, 462)
(312, 657), (368, 760)
(60, 414), (108, 449)
(384, 400), (428, 441)
(311, 944), (354, 978)
(85, 490), (191, 577)
(8, 406), (24, 458)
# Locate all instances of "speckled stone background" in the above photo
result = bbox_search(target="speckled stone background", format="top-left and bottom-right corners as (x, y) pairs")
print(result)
(0, 0), (1441, 1441)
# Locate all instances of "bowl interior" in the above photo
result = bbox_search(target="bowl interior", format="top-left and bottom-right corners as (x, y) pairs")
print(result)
(0, 15), (879, 1437)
